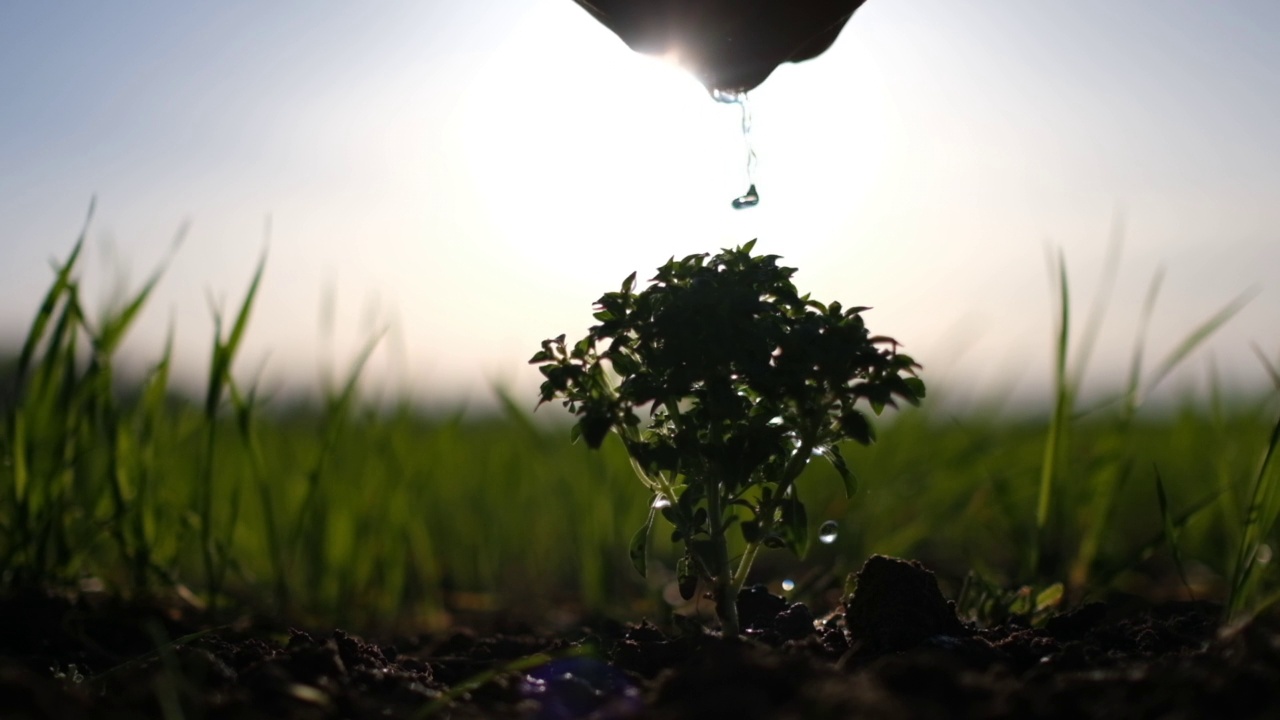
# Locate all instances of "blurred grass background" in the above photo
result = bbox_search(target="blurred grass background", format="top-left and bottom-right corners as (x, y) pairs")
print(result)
(3, 219), (1278, 633)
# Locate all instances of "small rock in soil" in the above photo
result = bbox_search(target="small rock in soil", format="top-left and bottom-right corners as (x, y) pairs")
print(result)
(843, 555), (968, 653)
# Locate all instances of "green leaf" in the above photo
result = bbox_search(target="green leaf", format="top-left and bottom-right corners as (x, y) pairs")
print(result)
(784, 495), (810, 559)
(609, 352), (639, 377)
(660, 505), (680, 527)
(840, 410), (875, 446)
(692, 506), (708, 532)
(677, 556), (697, 600)
(820, 445), (858, 498)
(629, 508), (656, 577)
(887, 375), (922, 406)
(689, 539), (718, 576)
(579, 412), (611, 448)
(1034, 582), (1064, 613)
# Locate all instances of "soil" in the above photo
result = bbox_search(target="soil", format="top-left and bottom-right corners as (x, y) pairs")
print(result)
(2, 555), (1277, 719)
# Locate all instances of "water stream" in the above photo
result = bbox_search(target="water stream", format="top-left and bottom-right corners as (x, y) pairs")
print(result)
(712, 89), (760, 209)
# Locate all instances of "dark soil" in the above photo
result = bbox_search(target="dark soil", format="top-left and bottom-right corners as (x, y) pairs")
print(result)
(2, 556), (1278, 719)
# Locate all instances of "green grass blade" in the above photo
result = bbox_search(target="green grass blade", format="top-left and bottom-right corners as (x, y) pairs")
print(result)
(221, 252), (266, 372)
(325, 330), (385, 423)
(1253, 344), (1280, 391)
(91, 221), (187, 356)
(1228, 408), (1280, 620)
(205, 252), (266, 419)
(1122, 267), (1165, 417)
(1154, 465), (1194, 599)
(1142, 288), (1257, 401)
(14, 201), (91, 389)
(1068, 214), (1124, 390)
(1034, 249), (1071, 575)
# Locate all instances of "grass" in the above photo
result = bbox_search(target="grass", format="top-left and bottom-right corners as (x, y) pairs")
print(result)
(1, 216), (1278, 631)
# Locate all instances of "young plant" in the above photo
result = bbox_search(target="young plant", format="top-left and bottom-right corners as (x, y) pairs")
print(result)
(530, 241), (924, 637)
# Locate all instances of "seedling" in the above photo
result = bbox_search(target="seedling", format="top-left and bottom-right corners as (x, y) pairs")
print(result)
(530, 241), (924, 637)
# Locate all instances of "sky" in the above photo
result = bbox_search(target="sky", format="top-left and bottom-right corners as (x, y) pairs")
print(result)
(2, 0), (1279, 414)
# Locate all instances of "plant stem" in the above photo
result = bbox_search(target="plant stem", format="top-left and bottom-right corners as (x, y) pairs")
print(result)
(731, 540), (761, 591)
(704, 474), (740, 638)
(728, 435), (815, 598)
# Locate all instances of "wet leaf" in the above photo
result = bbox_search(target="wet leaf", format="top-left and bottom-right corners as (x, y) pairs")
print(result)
(629, 509), (655, 578)
(677, 557), (697, 600)
(819, 445), (857, 498)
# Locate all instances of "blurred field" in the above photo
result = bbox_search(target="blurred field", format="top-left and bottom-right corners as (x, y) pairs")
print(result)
(2, 226), (1278, 633)
(4, 362), (1277, 631)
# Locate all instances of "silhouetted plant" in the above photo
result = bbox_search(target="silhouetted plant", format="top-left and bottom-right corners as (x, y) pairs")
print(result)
(531, 241), (924, 637)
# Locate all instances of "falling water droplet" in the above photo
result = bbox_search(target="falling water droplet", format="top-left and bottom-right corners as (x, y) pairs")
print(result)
(732, 185), (759, 209)
(1258, 543), (1274, 565)
(781, 579), (796, 592)
(712, 89), (760, 209)
(652, 495), (672, 509)
(818, 521), (839, 545)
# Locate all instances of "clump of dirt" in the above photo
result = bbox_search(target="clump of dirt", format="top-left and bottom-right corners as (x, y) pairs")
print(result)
(2, 556), (1278, 719)
(843, 554), (968, 653)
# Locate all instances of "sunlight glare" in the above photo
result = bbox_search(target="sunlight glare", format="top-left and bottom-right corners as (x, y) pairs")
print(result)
(459, 6), (752, 285)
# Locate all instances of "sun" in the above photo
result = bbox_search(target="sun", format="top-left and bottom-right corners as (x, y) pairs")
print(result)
(458, 13), (753, 282)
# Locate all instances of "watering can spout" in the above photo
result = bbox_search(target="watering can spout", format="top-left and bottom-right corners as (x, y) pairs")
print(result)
(572, 0), (869, 93)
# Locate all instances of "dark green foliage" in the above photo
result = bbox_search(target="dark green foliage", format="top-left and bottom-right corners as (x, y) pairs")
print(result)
(531, 241), (923, 635)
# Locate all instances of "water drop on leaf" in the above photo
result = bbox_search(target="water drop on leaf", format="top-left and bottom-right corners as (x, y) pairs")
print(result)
(781, 579), (795, 592)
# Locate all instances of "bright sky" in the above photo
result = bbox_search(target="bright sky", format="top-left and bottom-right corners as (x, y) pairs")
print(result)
(3, 0), (1279, 412)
